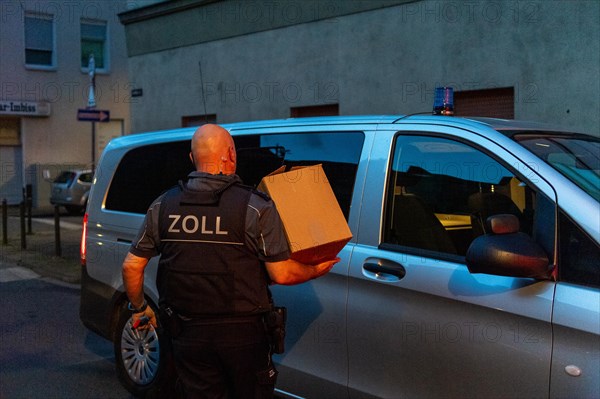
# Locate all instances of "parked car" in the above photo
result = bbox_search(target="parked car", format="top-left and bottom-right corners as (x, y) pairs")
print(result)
(80, 115), (599, 398)
(50, 169), (93, 215)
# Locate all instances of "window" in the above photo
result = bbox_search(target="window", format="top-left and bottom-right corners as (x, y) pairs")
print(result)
(0, 118), (21, 146)
(81, 20), (107, 70)
(559, 212), (600, 288)
(383, 135), (539, 257)
(24, 13), (55, 68)
(79, 172), (94, 184)
(105, 141), (194, 214)
(515, 133), (600, 201)
(105, 132), (365, 218)
(54, 171), (76, 185)
(234, 132), (364, 219)
(290, 104), (339, 118)
(454, 87), (514, 119)
(182, 114), (217, 127)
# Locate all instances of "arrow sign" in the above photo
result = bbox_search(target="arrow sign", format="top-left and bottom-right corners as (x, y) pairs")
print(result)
(77, 109), (110, 122)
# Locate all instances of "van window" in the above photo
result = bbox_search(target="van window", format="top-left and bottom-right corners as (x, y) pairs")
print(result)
(234, 131), (364, 219)
(514, 133), (600, 201)
(382, 135), (542, 257)
(105, 141), (193, 214)
(79, 172), (93, 183)
(559, 212), (600, 288)
(55, 171), (76, 185)
(105, 131), (364, 218)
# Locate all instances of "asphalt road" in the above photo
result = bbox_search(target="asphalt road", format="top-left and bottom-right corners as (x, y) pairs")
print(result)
(0, 266), (132, 399)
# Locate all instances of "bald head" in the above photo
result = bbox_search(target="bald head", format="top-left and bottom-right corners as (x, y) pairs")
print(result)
(190, 124), (237, 175)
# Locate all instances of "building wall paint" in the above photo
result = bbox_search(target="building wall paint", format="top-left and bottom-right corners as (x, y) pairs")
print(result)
(125, 0), (599, 135)
(121, 0), (411, 57)
(0, 0), (131, 208)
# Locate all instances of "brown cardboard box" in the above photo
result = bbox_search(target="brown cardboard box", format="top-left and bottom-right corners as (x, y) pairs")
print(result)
(258, 164), (352, 264)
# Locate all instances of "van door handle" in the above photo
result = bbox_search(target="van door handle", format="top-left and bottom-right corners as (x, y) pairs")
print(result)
(363, 261), (406, 282)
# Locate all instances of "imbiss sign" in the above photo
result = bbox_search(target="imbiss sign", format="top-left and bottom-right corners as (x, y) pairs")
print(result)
(0, 101), (51, 117)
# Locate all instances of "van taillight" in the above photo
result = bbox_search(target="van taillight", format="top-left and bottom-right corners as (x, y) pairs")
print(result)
(81, 213), (88, 266)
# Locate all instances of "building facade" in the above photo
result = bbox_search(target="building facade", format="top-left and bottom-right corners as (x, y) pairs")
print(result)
(118, 0), (599, 136)
(0, 0), (131, 209)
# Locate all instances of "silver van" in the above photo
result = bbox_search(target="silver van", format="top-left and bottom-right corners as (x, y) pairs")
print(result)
(80, 115), (599, 398)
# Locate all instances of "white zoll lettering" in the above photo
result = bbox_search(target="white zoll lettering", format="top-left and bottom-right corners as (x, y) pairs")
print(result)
(201, 216), (213, 234)
(215, 216), (228, 235)
(168, 215), (181, 232)
(168, 214), (228, 235)
(183, 215), (199, 233)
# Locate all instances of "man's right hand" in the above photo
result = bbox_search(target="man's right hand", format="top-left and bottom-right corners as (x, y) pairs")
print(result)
(132, 307), (158, 331)
(265, 257), (341, 285)
(312, 257), (340, 279)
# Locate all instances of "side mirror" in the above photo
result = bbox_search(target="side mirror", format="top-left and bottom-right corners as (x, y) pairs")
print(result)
(466, 214), (551, 279)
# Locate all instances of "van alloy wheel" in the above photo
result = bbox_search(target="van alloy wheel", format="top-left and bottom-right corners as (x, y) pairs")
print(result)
(119, 316), (160, 385)
(114, 307), (178, 397)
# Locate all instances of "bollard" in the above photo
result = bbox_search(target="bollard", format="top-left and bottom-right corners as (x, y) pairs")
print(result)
(27, 198), (33, 235)
(26, 184), (33, 235)
(20, 201), (26, 250)
(2, 199), (7, 245)
(54, 205), (62, 257)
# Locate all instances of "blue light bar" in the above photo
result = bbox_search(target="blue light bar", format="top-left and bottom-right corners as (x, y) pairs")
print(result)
(433, 87), (454, 116)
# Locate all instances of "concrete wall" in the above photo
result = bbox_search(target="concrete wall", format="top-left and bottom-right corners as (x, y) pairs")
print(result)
(121, 0), (411, 56)
(123, 0), (599, 135)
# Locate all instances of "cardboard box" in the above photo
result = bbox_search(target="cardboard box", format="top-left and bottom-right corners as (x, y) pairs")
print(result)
(258, 164), (352, 264)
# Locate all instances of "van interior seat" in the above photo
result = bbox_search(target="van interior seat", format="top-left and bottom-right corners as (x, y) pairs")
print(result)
(389, 169), (457, 254)
(468, 192), (523, 236)
(391, 194), (458, 254)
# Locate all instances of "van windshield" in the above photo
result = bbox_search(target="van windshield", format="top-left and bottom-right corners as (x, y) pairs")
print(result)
(514, 133), (600, 201)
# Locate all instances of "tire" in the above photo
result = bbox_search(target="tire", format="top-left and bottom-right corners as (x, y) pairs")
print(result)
(114, 303), (177, 398)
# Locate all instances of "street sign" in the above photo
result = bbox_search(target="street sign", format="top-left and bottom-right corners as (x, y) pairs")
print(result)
(77, 109), (110, 122)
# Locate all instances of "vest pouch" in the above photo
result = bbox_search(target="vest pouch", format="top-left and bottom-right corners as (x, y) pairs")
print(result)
(165, 269), (235, 316)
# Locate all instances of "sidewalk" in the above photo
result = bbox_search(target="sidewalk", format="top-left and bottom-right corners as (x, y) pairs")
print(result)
(0, 207), (81, 284)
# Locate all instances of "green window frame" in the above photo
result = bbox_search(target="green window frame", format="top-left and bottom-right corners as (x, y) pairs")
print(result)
(81, 20), (107, 70)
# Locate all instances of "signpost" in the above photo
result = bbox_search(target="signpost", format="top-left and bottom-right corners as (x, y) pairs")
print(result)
(78, 54), (111, 171)
(77, 109), (110, 122)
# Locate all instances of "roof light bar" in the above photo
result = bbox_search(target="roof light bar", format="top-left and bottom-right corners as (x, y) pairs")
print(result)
(433, 87), (454, 116)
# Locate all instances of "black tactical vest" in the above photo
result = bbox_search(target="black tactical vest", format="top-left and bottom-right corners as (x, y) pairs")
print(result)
(156, 179), (271, 317)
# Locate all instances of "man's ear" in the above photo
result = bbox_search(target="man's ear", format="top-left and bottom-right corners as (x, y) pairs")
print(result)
(189, 152), (195, 165)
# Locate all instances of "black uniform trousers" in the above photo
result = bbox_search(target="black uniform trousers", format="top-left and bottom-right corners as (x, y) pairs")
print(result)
(171, 315), (277, 399)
